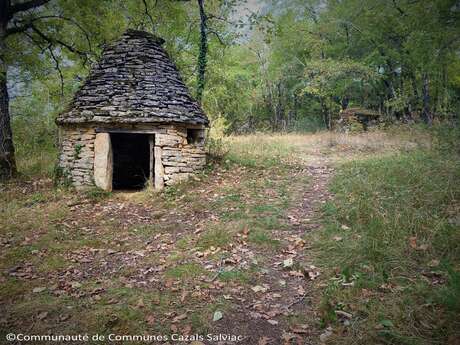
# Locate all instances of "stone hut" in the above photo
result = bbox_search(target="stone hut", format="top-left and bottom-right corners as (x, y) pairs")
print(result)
(56, 30), (209, 191)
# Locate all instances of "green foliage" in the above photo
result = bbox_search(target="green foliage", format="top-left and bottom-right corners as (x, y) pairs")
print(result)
(53, 165), (72, 188)
(432, 123), (460, 154)
(205, 136), (228, 162)
(83, 187), (111, 202)
(73, 144), (83, 160)
(438, 267), (460, 312)
(10, 85), (58, 177)
(303, 59), (377, 99)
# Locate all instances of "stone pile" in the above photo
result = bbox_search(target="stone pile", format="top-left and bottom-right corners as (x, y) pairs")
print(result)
(56, 30), (208, 126)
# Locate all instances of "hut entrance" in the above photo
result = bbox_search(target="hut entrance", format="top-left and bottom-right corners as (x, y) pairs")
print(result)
(111, 133), (152, 190)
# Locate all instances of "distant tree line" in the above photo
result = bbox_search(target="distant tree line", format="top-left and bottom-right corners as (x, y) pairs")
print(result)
(206, 0), (460, 133)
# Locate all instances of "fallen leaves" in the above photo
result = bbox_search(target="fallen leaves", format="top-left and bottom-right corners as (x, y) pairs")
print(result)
(335, 310), (352, 319)
(283, 258), (294, 269)
(290, 324), (309, 334)
(212, 310), (223, 322)
(172, 313), (187, 323)
(251, 285), (269, 293)
(0, 148), (337, 344)
(288, 270), (304, 278)
(302, 265), (321, 280)
(296, 285), (305, 296)
(428, 259), (440, 267)
(58, 314), (70, 322)
(37, 311), (48, 320)
(319, 327), (333, 343)
(145, 314), (156, 326)
(136, 299), (145, 308)
(258, 336), (271, 345)
(409, 236), (417, 249)
(70, 281), (82, 289)
(32, 287), (47, 293)
(409, 236), (429, 251)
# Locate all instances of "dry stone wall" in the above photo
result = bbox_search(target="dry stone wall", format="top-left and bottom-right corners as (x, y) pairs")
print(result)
(56, 30), (208, 127)
(58, 124), (206, 189)
(58, 127), (96, 188)
(155, 126), (206, 186)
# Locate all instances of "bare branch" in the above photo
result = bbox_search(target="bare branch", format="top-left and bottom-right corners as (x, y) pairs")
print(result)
(207, 13), (232, 25)
(185, 21), (195, 45)
(24, 31), (67, 96)
(24, 30), (47, 53)
(35, 15), (92, 52)
(208, 29), (225, 46)
(30, 23), (88, 65)
(47, 44), (64, 96)
(7, 15), (93, 54)
(141, 0), (156, 32)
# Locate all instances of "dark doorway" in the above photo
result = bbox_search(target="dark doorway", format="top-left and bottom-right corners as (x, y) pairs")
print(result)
(111, 133), (151, 190)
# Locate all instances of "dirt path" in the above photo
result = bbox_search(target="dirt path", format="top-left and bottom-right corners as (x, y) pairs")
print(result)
(1, 150), (336, 345)
(210, 158), (335, 344)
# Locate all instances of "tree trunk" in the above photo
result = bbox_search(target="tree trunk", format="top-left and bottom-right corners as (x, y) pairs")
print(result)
(320, 99), (330, 130)
(341, 95), (349, 110)
(421, 72), (432, 125)
(0, 24), (17, 180)
(196, 0), (207, 104)
(276, 82), (284, 131)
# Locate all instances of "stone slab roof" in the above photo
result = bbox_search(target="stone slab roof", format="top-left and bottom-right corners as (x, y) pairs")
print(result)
(56, 30), (209, 126)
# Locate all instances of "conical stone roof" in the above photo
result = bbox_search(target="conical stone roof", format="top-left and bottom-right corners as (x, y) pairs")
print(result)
(57, 30), (208, 126)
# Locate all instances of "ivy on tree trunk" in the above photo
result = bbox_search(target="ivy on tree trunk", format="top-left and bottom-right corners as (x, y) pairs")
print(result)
(196, 0), (207, 104)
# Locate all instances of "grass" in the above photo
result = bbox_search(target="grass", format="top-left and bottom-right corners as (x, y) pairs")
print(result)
(248, 228), (281, 248)
(83, 187), (112, 202)
(197, 226), (233, 249)
(165, 263), (208, 280)
(223, 133), (307, 167)
(222, 125), (431, 167)
(218, 269), (251, 283)
(11, 111), (57, 178)
(312, 135), (460, 344)
(127, 224), (159, 239)
(2, 125), (455, 343)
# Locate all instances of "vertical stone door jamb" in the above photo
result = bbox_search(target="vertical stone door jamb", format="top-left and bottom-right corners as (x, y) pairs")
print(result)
(94, 133), (113, 191)
(154, 142), (164, 190)
(149, 135), (154, 188)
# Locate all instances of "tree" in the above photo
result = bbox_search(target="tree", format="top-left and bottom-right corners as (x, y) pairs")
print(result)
(303, 59), (377, 129)
(196, 0), (208, 104)
(0, 1), (53, 179)
(0, 0), (100, 180)
(2, 0), (239, 181)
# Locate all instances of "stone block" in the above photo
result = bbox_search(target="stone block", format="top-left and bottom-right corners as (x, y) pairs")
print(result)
(94, 133), (113, 191)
